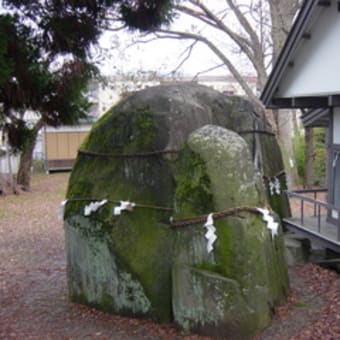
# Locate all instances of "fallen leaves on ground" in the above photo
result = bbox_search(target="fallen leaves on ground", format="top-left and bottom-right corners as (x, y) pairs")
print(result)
(0, 173), (339, 339)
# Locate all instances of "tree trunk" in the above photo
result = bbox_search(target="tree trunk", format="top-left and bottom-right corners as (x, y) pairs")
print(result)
(304, 127), (314, 188)
(270, 0), (301, 62)
(16, 135), (36, 190)
(16, 119), (44, 190)
(292, 110), (299, 135)
(270, 108), (299, 188)
(5, 136), (16, 194)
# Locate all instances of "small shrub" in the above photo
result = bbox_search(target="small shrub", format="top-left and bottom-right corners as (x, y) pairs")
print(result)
(313, 128), (326, 186)
(32, 159), (45, 173)
(293, 130), (305, 181)
(293, 127), (326, 186)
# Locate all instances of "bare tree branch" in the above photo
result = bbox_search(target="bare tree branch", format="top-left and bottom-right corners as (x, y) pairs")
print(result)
(105, 25), (127, 32)
(166, 40), (198, 76)
(188, 1), (254, 57)
(192, 63), (225, 81)
(155, 28), (264, 112)
(172, 1), (267, 90)
(224, 0), (267, 88)
(175, 4), (218, 28)
(269, 0), (300, 61)
(103, 0), (301, 120)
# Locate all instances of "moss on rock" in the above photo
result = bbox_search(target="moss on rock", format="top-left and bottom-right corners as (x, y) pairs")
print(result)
(64, 84), (290, 337)
(172, 125), (289, 338)
(65, 102), (175, 322)
(174, 146), (213, 218)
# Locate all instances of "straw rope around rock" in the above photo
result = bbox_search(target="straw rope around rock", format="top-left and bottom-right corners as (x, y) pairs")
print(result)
(64, 198), (267, 228)
(65, 198), (174, 212)
(78, 149), (179, 158)
(237, 129), (275, 137)
(170, 206), (264, 228)
(263, 169), (286, 182)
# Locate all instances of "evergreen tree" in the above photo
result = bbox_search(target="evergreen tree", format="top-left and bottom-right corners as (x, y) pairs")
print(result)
(0, 0), (174, 189)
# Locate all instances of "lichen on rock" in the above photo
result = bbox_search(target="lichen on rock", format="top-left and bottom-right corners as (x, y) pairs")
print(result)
(64, 83), (290, 338)
(171, 125), (289, 338)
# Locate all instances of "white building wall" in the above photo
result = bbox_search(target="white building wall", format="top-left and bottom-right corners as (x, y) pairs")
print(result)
(0, 152), (20, 174)
(278, 0), (340, 97)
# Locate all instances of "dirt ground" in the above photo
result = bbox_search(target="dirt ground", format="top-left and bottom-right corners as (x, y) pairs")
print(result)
(0, 173), (339, 340)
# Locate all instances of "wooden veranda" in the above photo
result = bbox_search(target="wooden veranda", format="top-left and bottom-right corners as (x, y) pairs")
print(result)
(284, 189), (340, 253)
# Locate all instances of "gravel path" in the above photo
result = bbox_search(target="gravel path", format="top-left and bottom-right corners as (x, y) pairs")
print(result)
(0, 173), (339, 339)
(0, 174), (207, 340)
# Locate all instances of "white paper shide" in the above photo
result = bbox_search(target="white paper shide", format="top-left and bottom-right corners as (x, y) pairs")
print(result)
(269, 177), (281, 196)
(257, 208), (279, 239)
(84, 199), (108, 216)
(113, 200), (136, 216)
(57, 200), (68, 221)
(203, 213), (217, 253)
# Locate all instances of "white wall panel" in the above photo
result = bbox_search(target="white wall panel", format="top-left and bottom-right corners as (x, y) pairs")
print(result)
(278, 0), (340, 97)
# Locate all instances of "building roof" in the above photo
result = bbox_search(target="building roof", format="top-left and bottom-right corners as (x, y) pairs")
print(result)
(261, 0), (340, 110)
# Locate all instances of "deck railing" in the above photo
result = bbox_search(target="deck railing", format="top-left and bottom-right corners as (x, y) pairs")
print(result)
(286, 188), (340, 242)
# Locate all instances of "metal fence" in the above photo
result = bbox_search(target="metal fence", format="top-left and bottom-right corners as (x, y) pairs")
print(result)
(286, 188), (340, 242)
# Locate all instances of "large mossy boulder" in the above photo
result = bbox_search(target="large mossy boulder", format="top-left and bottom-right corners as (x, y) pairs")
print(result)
(71, 83), (289, 217)
(172, 125), (288, 338)
(64, 83), (289, 337)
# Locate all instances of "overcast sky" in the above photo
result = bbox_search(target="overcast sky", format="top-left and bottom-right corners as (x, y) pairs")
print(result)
(96, 30), (227, 77)
(96, 1), (253, 78)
